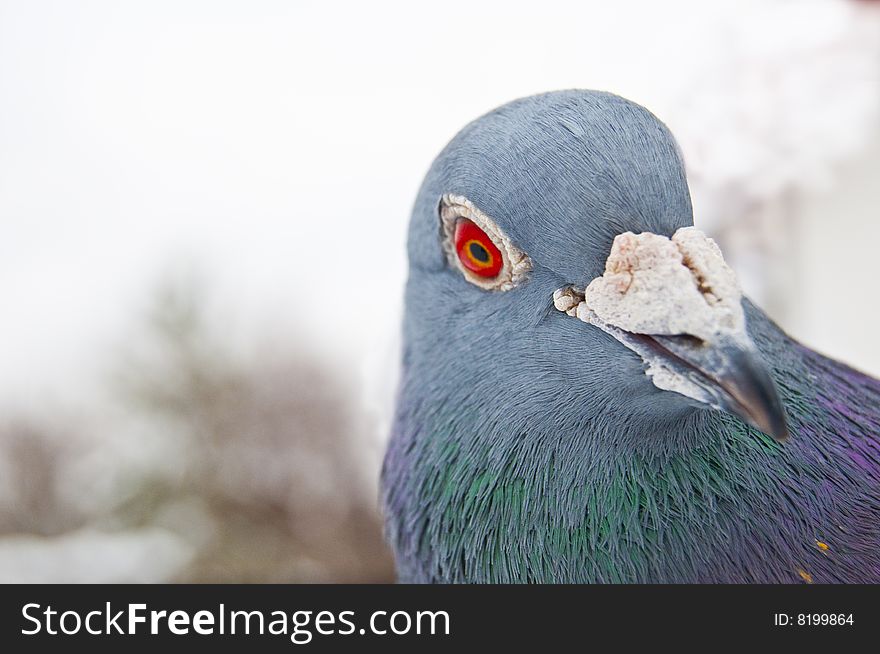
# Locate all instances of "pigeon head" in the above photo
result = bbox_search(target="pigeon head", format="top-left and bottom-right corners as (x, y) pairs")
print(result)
(385, 90), (880, 584)
(402, 89), (788, 451)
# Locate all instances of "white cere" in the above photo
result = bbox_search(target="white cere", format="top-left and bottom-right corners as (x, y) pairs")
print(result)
(579, 227), (745, 344)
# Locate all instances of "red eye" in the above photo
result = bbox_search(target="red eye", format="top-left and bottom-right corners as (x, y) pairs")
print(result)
(454, 219), (503, 278)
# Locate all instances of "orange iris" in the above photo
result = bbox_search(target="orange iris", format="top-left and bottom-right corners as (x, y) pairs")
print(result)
(454, 219), (503, 278)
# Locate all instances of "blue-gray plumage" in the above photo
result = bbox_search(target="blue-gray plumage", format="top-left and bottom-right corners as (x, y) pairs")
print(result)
(381, 90), (880, 583)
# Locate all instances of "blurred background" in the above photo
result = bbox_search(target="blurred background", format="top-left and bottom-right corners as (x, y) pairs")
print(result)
(1, 0), (878, 582)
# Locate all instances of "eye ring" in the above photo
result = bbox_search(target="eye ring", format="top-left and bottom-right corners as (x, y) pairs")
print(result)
(439, 194), (532, 291)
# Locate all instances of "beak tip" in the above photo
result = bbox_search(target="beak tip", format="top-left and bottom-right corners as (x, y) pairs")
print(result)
(768, 416), (791, 444)
(717, 344), (791, 445)
(744, 397), (791, 443)
(766, 421), (790, 444)
(737, 390), (791, 444)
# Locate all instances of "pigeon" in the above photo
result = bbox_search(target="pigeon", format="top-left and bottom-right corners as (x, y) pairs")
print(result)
(381, 90), (880, 583)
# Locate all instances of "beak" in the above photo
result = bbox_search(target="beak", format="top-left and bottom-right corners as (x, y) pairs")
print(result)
(638, 332), (790, 442)
(553, 227), (791, 442)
